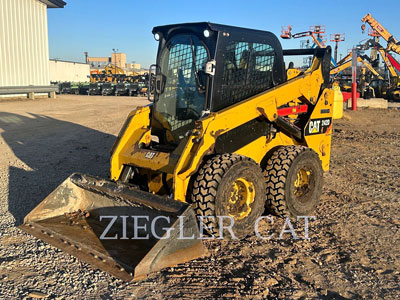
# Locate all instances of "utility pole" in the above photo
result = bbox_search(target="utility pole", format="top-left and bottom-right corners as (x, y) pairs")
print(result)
(330, 33), (345, 63)
(351, 49), (358, 111)
(84, 52), (88, 64)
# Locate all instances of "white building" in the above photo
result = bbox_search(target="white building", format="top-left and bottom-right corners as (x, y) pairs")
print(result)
(49, 60), (90, 83)
(0, 0), (66, 98)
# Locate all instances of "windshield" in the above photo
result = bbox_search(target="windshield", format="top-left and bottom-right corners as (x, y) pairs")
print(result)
(154, 34), (208, 141)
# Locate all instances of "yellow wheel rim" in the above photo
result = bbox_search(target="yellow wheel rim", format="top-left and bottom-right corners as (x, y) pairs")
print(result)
(227, 177), (255, 220)
(294, 168), (311, 197)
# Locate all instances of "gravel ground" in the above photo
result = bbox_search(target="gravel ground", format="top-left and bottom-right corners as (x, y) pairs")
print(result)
(0, 95), (399, 299)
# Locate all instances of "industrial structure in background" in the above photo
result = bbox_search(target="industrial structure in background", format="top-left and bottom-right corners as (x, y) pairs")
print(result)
(330, 33), (345, 63)
(85, 51), (143, 74)
(0, 0), (66, 99)
(282, 14), (400, 103)
(49, 59), (90, 83)
(79, 51), (149, 97)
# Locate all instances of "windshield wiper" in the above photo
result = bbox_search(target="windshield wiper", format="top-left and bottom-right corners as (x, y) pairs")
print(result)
(190, 37), (205, 93)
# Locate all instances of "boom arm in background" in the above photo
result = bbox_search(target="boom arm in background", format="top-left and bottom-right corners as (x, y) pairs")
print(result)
(362, 13), (400, 55)
(330, 55), (383, 80)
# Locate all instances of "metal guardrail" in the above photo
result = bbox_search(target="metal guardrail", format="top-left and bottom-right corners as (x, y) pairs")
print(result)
(0, 85), (59, 95)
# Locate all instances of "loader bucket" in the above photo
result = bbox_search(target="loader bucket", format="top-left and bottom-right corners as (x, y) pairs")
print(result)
(19, 173), (207, 281)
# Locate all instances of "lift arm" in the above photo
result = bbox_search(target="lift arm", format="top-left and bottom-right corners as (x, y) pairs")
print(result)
(359, 56), (384, 80)
(330, 60), (352, 75)
(336, 52), (352, 66)
(377, 48), (398, 77)
(292, 31), (326, 48)
(362, 13), (400, 55)
(330, 56), (383, 80)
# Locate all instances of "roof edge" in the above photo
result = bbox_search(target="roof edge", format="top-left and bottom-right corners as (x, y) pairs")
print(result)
(39, 0), (66, 8)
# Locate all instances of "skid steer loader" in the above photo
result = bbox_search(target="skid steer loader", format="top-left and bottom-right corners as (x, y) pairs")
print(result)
(21, 22), (334, 281)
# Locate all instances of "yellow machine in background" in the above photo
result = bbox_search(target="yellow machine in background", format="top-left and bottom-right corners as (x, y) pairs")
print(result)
(21, 23), (335, 281)
(330, 54), (383, 79)
(362, 13), (400, 55)
(104, 64), (125, 75)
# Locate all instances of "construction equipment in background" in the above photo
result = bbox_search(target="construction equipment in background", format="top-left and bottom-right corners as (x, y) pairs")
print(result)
(336, 52), (352, 66)
(115, 82), (131, 96)
(58, 82), (73, 94)
(128, 81), (147, 96)
(375, 46), (400, 100)
(79, 83), (90, 95)
(330, 33), (345, 63)
(281, 25), (339, 67)
(362, 13), (400, 55)
(88, 82), (103, 95)
(89, 72), (106, 83)
(21, 22), (335, 281)
(104, 64), (125, 75)
(280, 25), (292, 39)
(55, 82), (89, 95)
(366, 26), (381, 62)
(90, 65), (126, 83)
(358, 38), (400, 100)
(331, 51), (384, 98)
(89, 72), (149, 97)
(369, 78), (389, 98)
(330, 54), (383, 80)
(281, 25), (327, 48)
(336, 76), (353, 93)
(101, 82), (115, 96)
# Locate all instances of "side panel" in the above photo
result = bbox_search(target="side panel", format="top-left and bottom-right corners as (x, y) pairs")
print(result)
(303, 88), (334, 171)
(234, 133), (297, 164)
(173, 64), (326, 202)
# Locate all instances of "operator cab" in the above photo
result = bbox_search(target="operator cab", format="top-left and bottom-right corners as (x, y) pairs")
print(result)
(150, 22), (286, 149)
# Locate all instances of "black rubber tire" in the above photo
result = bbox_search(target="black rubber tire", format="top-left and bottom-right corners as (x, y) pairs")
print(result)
(191, 154), (266, 239)
(264, 146), (323, 217)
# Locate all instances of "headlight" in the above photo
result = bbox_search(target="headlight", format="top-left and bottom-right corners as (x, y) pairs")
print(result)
(154, 33), (160, 41)
(203, 30), (210, 38)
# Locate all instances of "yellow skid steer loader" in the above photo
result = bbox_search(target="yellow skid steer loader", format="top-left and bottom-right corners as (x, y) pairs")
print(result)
(21, 22), (334, 281)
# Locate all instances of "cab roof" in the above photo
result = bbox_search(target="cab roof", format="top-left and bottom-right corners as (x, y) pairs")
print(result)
(152, 22), (276, 39)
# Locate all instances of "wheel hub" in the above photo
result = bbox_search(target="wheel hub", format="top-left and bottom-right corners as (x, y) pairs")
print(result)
(294, 168), (312, 198)
(228, 178), (255, 220)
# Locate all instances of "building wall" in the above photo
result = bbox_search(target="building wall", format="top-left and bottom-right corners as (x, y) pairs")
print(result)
(126, 63), (141, 70)
(111, 53), (126, 69)
(49, 60), (90, 82)
(0, 0), (50, 87)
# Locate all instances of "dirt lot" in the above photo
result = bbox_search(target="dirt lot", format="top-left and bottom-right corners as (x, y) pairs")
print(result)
(0, 95), (399, 299)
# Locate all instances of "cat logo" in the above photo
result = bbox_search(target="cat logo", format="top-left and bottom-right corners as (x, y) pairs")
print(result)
(309, 120), (321, 134)
(144, 152), (156, 159)
(305, 118), (332, 136)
